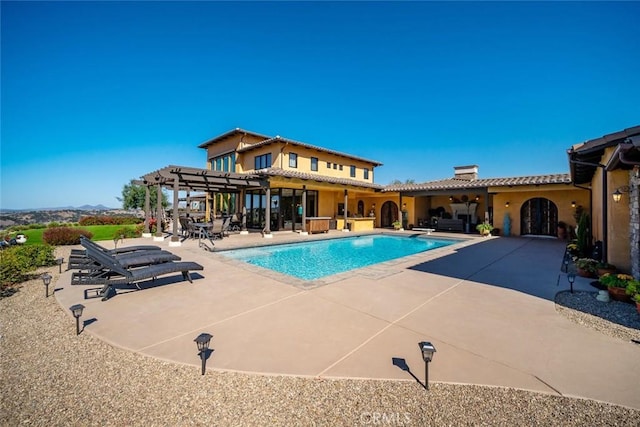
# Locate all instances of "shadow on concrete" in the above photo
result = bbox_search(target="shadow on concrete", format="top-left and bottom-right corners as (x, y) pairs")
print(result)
(407, 237), (583, 301)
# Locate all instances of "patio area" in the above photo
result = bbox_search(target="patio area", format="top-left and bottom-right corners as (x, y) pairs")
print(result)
(53, 230), (640, 410)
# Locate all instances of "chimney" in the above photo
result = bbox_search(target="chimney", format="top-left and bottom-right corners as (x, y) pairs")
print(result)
(454, 165), (478, 181)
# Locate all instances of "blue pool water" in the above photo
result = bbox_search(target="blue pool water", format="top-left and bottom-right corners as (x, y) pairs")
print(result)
(219, 234), (456, 280)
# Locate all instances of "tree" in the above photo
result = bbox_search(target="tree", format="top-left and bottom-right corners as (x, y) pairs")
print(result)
(389, 179), (417, 185)
(117, 180), (169, 213)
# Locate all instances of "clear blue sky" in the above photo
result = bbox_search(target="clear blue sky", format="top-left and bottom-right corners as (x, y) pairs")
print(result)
(2, 1), (638, 209)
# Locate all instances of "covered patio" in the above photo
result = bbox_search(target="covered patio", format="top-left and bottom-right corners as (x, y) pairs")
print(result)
(139, 165), (268, 245)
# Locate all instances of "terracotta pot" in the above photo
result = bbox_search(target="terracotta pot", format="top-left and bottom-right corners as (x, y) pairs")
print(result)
(608, 286), (631, 303)
(597, 268), (617, 277)
(577, 268), (595, 278)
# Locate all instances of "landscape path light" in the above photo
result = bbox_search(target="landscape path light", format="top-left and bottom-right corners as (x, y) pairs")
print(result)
(41, 273), (52, 298)
(69, 304), (85, 335)
(567, 272), (576, 294)
(418, 341), (436, 390)
(56, 257), (64, 273)
(195, 333), (213, 375)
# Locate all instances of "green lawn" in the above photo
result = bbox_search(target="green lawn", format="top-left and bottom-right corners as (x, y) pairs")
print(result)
(17, 225), (139, 245)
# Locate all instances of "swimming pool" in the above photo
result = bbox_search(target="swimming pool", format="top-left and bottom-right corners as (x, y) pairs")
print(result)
(219, 234), (456, 280)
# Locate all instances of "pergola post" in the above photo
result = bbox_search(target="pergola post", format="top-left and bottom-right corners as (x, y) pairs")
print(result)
(343, 189), (349, 232)
(143, 185), (151, 237)
(301, 185), (308, 235)
(170, 178), (180, 246)
(154, 184), (163, 242)
(263, 187), (272, 237)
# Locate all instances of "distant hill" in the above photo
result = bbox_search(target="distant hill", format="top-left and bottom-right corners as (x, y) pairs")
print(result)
(1, 205), (114, 212)
(0, 207), (139, 229)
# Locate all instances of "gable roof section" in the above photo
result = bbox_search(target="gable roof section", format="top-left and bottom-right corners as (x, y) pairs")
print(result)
(197, 128), (272, 149)
(258, 167), (384, 190)
(237, 136), (384, 167)
(382, 174), (571, 192)
(568, 125), (640, 185)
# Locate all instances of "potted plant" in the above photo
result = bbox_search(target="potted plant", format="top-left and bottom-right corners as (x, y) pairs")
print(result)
(392, 220), (402, 230)
(476, 222), (493, 236)
(596, 261), (617, 277)
(575, 258), (598, 278)
(557, 221), (567, 240)
(625, 279), (640, 314)
(566, 242), (579, 257)
(599, 273), (634, 303)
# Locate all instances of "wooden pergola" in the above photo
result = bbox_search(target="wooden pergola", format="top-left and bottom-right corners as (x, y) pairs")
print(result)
(138, 165), (268, 245)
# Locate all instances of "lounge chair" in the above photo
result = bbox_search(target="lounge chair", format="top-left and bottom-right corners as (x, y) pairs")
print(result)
(72, 241), (204, 301)
(69, 238), (166, 270)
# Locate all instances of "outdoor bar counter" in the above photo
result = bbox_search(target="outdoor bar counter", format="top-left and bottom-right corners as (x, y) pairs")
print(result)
(305, 217), (331, 233)
(336, 217), (375, 232)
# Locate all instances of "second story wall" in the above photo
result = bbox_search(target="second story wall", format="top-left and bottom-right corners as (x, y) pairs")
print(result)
(241, 142), (376, 183)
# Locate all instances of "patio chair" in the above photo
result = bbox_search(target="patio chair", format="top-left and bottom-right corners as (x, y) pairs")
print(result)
(71, 242), (204, 301)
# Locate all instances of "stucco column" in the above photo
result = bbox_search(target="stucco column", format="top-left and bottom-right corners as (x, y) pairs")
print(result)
(170, 178), (180, 245)
(154, 184), (163, 241)
(143, 185), (151, 236)
(301, 186), (308, 235)
(630, 167), (640, 278)
(264, 187), (272, 237)
(343, 189), (349, 231)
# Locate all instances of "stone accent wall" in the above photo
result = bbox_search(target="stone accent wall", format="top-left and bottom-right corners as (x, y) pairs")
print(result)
(630, 167), (640, 279)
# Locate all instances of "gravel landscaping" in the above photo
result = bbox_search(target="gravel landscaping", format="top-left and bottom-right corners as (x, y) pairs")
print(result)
(1, 248), (639, 426)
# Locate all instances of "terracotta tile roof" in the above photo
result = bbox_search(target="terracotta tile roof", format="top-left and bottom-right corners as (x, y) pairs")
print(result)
(382, 173), (571, 192)
(257, 168), (384, 190)
(238, 136), (383, 167)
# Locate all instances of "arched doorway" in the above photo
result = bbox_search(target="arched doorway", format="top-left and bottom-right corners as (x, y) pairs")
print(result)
(520, 198), (558, 236)
(381, 201), (399, 227)
(357, 200), (365, 216)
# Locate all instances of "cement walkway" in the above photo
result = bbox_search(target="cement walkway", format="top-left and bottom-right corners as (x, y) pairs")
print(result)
(54, 231), (640, 409)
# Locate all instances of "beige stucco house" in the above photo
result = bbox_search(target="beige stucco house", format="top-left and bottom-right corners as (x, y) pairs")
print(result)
(141, 125), (639, 279)
(567, 125), (640, 276)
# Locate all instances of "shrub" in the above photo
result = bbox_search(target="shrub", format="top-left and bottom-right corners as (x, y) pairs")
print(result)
(114, 226), (142, 239)
(43, 227), (93, 245)
(79, 215), (142, 226)
(0, 244), (56, 288)
(599, 273), (634, 289)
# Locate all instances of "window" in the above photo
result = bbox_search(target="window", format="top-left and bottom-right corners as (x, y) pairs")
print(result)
(327, 162), (331, 168)
(311, 157), (318, 171)
(211, 153), (236, 172)
(289, 153), (298, 168)
(339, 165), (343, 171)
(364, 168), (369, 179)
(254, 153), (272, 170)
(333, 163), (337, 169)
(350, 165), (356, 177)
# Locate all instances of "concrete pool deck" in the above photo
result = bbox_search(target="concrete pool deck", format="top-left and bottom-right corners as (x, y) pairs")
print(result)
(54, 230), (640, 409)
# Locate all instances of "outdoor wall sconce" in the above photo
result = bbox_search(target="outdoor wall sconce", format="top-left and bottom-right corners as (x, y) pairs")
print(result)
(449, 196), (453, 201)
(612, 186), (630, 203)
(567, 272), (576, 294)
(418, 341), (436, 391)
(505, 201), (510, 208)
(402, 203), (407, 210)
(195, 333), (213, 375)
(571, 201), (576, 208)
(56, 257), (64, 274)
(69, 304), (85, 335)
(372, 203), (376, 209)
(475, 195), (480, 201)
(41, 273), (52, 298)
